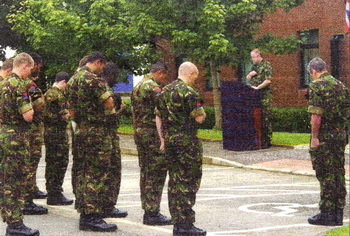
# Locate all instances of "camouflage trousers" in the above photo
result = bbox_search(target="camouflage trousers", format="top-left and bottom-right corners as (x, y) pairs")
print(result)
(26, 123), (43, 200)
(165, 133), (203, 224)
(0, 126), (31, 225)
(73, 124), (118, 215)
(260, 96), (272, 149)
(71, 125), (80, 197)
(134, 127), (167, 213)
(309, 140), (347, 211)
(108, 128), (122, 209)
(44, 125), (69, 195)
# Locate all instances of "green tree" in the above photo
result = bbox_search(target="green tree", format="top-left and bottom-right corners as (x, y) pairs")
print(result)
(0, 0), (27, 60)
(8, 0), (157, 80)
(9, 0), (305, 128)
(126, 0), (305, 129)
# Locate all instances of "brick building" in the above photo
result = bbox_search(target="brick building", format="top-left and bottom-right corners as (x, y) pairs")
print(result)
(199, 0), (350, 107)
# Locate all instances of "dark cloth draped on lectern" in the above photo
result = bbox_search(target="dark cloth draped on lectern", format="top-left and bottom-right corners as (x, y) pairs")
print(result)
(221, 81), (262, 151)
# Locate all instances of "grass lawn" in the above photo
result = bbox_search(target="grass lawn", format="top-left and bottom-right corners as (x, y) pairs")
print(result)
(326, 225), (350, 236)
(118, 124), (310, 147)
(272, 132), (310, 146)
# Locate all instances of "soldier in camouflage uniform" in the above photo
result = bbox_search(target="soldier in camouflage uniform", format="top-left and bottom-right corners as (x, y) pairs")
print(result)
(66, 52), (117, 232)
(43, 72), (73, 206)
(131, 62), (172, 225)
(306, 57), (350, 226)
(26, 53), (47, 200)
(156, 62), (207, 236)
(0, 59), (13, 128)
(246, 49), (273, 149)
(22, 53), (48, 215)
(0, 58), (13, 82)
(68, 55), (91, 203)
(0, 53), (39, 236)
(99, 62), (128, 218)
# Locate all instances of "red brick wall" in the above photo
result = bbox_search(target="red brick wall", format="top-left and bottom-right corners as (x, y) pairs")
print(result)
(257, 0), (350, 107)
(163, 0), (350, 107)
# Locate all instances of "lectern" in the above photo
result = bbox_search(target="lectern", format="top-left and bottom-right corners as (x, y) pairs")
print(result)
(221, 81), (262, 151)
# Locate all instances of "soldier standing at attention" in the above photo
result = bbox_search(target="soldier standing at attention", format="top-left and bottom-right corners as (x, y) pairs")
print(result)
(131, 62), (172, 226)
(0, 53), (39, 236)
(99, 62), (128, 218)
(43, 72), (73, 206)
(246, 49), (273, 149)
(156, 62), (207, 236)
(307, 57), (350, 226)
(67, 52), (117, 232)
(0, 58), (14, 82)
(22, 53), (48, 215)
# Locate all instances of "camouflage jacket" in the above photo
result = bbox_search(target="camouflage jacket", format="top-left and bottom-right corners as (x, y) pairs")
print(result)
(26, 79), (45, 124)
(66, 66), (114, 124)
(156, 78), (206, 136)
(131, 74), (161, 129)
(0, 73), (33, 126)
(43, 86), (69, 126)
(308, 73), (350, 140)
(104, 85), (122, 129)
(249, 60), (273, 94)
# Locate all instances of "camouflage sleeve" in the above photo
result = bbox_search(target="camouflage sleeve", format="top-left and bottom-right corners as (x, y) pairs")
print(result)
(258, 61), (273, 81)
(17, 81), (33, 115)
(155, 90), (166, 119)
(307, 82), (324, 115)
(93, 79), (113, 105)
(57, 92), (69, 116)
(186, 91), (205, 118)
(28, 80), (45, 109)
(66, 78), (77, 110)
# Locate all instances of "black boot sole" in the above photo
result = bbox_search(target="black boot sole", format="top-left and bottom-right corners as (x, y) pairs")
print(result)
(143, 220), (173, 226)
(307, 219), (337, 226)
(23, 210), (48, 215)
(6, 230), (40, 236)
(47, 200), (74, 206)
(79, 224), (117, 232)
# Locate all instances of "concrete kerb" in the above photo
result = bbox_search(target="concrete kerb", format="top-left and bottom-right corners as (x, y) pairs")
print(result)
(120, 147), (350, 181)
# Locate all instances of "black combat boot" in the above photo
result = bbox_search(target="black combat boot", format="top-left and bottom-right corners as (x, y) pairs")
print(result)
(308, 210), (336, 226)
(173, 223), (207, 236)
(47, 193), (74, 206)
(6, 222), (39, 236)
(23, 201), (48, 215)
(334, 209), (343, 226)
(79, 213), (117, 232)
(143, 211), (172, 225)
(33, 190), (47, 199)
(102, 208), (128, 218)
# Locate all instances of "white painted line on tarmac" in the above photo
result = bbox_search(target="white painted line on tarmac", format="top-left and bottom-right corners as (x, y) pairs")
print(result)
(200, 189), (318, 192)
(116, 218), (173, 234)
(207, 218), (350, 235)
(238, 203), (318, 217)
(203, 167), (236, 171)
(196, 191), (318, 202)
(44, 203), (173, 235)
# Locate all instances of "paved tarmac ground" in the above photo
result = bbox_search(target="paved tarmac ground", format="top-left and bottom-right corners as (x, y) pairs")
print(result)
(0, 153), (348, 236)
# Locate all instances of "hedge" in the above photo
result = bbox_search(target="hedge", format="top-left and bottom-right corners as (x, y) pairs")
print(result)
(120, 101), (310, 133)
(271, 107), (310, 133)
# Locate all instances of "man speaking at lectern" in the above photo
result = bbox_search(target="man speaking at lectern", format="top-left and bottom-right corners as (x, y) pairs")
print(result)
(246, 49), (273, 149)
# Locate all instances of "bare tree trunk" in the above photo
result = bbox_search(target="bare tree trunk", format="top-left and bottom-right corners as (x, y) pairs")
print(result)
(209, 59), (222, 130)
